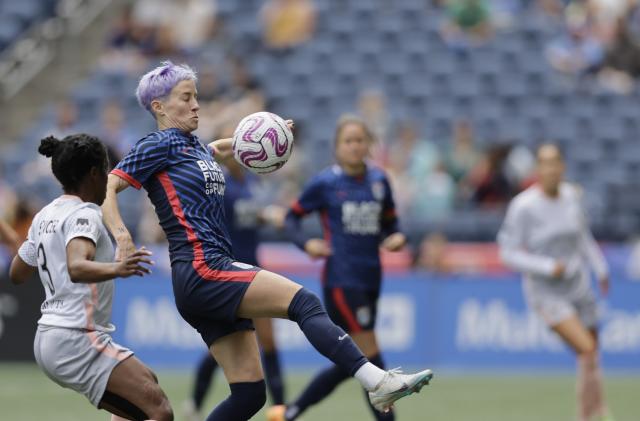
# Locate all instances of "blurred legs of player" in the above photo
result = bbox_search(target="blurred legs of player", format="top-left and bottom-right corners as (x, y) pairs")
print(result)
(201, 270), (431, 420)
(101, 356), (173, 421)
(269, 330), (394, 421)
(551, 316), (613, 421)
(268, 285), (395, 421)
(255, 317), (287, 406)
(183, 318), (285, 421)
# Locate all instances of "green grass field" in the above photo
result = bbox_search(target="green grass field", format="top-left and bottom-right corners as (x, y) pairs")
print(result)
(1, 363), (637, 420)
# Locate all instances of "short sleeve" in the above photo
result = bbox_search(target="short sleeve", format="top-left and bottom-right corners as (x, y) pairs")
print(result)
(64, 207), (103, 246)
(112, 133), (170, 189)
(18, 224), (37, 267)
(291, 175), (325, 215)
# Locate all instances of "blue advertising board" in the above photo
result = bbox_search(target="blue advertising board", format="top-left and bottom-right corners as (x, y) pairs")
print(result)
(110, 271), (640, 371)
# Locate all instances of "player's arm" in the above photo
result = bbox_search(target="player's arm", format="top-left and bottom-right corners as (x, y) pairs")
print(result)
(497, 201), (563, 278)
(284, 176), (331, 258)
(0, 219), (20, 254)
(9, 239), (37, 285)
(102, 173), (136, 261)
(208, 138), (234, 163)
(380, 176), (406, 252)
(67, 238), (153, 283)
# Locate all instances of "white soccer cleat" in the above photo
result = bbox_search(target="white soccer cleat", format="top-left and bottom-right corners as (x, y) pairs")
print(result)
(368, 368), (433, 413)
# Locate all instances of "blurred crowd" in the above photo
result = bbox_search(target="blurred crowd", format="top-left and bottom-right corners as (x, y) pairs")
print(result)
(545, 0), (640, 93)
(2, 0), (640, 273)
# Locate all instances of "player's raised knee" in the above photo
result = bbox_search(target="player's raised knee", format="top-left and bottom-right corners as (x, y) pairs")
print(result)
(288, 288), (325, 324)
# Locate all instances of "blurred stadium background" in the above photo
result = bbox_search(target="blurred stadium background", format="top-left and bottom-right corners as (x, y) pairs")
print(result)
(0, 0), (639, 420)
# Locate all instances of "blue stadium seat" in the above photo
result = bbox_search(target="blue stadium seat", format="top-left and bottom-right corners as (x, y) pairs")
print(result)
(0, 16), (22, 51)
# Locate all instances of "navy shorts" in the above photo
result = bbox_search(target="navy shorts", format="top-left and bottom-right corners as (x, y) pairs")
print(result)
(323, 287), (380, 334)
(172, 258), (261, 347)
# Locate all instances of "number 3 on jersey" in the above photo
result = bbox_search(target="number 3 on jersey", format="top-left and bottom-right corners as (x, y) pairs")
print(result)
(37, 243), (55, 295)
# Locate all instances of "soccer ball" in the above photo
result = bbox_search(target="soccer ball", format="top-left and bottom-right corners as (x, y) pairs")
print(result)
(232, 111), (294, 174)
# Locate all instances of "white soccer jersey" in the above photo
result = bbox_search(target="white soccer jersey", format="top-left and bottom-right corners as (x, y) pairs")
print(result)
(497, 182), (608, 299)
(18, 196), (116, 332)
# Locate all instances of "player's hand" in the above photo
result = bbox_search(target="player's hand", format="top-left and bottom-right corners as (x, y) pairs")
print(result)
(260, 205), (286, 229)
(285, 119), (295, 132)
(114, 229), (135, 262)
(304, 238), (332, 259)
(115, 247), (154, 278)
(382, 232), (406, 252)
(551, 261), (565, 279)
(598, 275), (610, 297)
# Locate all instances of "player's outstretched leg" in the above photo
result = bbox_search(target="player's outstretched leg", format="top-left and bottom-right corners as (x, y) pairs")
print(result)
(237, 270), (433, 413)
(100, 356), (173, 421)
(205, 330), (266, 421)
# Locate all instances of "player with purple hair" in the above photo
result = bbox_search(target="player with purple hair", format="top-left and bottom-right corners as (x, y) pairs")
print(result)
(102, 60), (433, 421)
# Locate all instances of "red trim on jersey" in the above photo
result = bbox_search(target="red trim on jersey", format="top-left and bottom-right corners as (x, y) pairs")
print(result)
(111, 169), (142, 190)
(332, 288), (362, 333)
(156, 171), (256, 283)
(291, 201), (306, 216)
(383, 208), (397, 219)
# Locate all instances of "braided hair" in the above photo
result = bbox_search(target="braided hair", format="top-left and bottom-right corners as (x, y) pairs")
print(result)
(38, 134), (108, 192)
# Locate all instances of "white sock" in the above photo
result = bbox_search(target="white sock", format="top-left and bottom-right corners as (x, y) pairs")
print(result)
(354, 362), (386, 391)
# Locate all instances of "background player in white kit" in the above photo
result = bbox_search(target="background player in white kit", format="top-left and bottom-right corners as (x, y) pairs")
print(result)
(9, 134), (173, 421)
(497, 144), (614, 421)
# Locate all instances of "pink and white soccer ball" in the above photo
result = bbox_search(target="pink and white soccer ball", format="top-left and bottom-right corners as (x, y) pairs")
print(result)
(232, 111), (294, 174)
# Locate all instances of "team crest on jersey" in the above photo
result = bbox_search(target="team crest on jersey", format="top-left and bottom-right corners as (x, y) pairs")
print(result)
(371, 182), (385, 201)
(72, 218), (93, 234)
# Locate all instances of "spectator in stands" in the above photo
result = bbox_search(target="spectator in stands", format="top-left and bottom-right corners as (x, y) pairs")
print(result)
(97, 100), (136, 161)
(415, 232), (451, 273)
(261, 0), (316, 51)
(387, 121), (453, 222)
(0, 172), (17, 224)
(44, 98), (80, 139)
(469, 144), (515, 208)
(411, 162), (456, 222)
(386, 122), (438, 218)
(107, 4), (154, 52)
(598, 18), (640, 94)
(440, 0), (494, 48)
(132, 0), (217, 51)
(444, 120), (482, 202)
(20, 99), (82, 191)
(357, 90), (389, 166)
(546, 17), (604, 75)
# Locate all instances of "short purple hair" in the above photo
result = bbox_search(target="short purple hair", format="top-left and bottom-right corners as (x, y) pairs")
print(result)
(135, 60), (197, 114)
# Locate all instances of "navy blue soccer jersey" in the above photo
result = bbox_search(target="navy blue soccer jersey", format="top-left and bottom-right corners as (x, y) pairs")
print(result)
(223, 172), (260, 266)
(112, 128), (234, 267)
(286, 164), (400, 290)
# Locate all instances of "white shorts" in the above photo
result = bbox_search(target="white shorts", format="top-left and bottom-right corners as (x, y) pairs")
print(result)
(34, 325), (133, 407)
(526, 291), (598, 329)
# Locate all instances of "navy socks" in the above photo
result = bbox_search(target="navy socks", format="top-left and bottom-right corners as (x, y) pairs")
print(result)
(287, 288), (367, 376)
(205, 380), (266, 421)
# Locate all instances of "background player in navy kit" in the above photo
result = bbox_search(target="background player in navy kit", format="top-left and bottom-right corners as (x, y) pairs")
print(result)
(269, 115), (405, 421)
(102, 61), (432, 421)
(184, 149), (287, 421)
